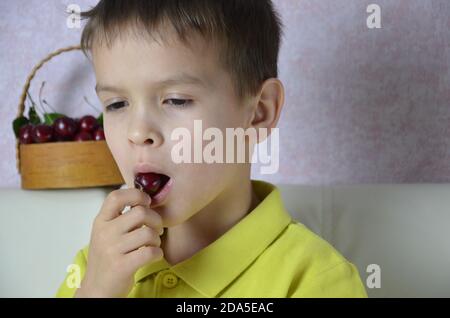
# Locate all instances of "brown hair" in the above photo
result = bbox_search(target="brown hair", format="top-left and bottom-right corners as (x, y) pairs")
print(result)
(80, 0), (284, 99)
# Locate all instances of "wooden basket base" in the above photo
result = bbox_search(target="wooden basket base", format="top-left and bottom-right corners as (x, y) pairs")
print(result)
(19, 140), (125, 189)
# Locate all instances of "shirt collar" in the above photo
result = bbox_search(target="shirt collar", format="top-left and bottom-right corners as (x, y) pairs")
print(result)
(134, 179), (292, 297)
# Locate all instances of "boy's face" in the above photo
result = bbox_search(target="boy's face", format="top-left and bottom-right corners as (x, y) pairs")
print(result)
(92, 29), (255, 227)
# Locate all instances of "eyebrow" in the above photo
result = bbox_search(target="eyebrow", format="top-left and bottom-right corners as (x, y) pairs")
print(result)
(95, 73), (208, 94)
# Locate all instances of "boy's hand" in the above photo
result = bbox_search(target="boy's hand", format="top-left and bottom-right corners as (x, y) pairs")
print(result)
(75, 188), (164, 298)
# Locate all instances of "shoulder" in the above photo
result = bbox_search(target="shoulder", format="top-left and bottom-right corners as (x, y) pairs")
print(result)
(55, 244), (90, 298)
(70, 244), (90, 264)
(81, 244), (90, 260)
(264, 222), (368, 297)
(269, 221), (349, 271)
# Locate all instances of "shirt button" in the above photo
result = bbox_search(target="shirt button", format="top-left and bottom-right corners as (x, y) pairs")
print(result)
(162, 272), (178, 288)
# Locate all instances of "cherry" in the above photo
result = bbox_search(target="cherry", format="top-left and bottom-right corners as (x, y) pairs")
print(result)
(79, 115), (99, 133)
(54, 135), (72, 142)
(74, 131), (93, 141)
(32, 124), (54, 143)
(74, 117), (81, 131)
(93, 127), (105, 141)
(19, 124), (34, 144)
(134, 173), (169, 197)
(53, 116), (77, 139)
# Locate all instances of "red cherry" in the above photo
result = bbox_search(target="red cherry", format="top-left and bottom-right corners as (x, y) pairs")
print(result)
(74, 118), (81, 132)
(19, 124), (34, 144)
(74, 131), (93, 141)
(93, 127), (105, 140)
(79, 115), (99, 133)
(54, 135), (72, 142)
(53, 116), (77, 139)
(32, 124), (54, 143)
(134, 172), (170, 197)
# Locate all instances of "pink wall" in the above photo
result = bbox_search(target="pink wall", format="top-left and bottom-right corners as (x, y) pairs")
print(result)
(1, 0), (449, 187)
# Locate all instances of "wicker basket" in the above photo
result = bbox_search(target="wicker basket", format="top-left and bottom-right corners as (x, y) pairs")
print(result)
(15, 45), (124, 189)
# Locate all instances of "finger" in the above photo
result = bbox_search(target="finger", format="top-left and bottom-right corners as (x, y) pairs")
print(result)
(123, 246), (163, 271)
(113, 205), (163, 234)
(98, 189), (151, 222)
(118, 226), (161, 254)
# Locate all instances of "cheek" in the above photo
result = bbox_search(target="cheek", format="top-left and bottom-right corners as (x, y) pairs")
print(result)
(104, 118), (127, 160)
(180, 160), (235, 192)
(207, 104), (246, 130)
(104, 120), (115, 150)
(104, 114), (127, 139)
(174, 163), (230, 209)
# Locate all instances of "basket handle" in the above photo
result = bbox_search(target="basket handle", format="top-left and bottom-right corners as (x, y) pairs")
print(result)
(15, 45), (82, 174)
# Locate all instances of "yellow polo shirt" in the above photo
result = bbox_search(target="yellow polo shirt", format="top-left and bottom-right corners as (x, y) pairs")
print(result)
(56, 180), (367, 298)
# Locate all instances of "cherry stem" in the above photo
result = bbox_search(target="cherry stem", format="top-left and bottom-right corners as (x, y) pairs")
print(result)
(83, 96), (102, 114)
(42, 99), (58, 113)
(26, 91), (36, 107)
(26, 90), (44, 117)
(38, 81), (49, 115)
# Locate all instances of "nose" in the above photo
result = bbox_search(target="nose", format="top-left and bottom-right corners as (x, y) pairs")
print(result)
(128, 116), (164, 147)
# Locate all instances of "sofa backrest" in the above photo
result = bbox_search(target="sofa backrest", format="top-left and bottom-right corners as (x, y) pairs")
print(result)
(1, 183), (449, 297)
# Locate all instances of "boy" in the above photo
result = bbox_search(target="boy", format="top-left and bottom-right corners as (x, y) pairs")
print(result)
(56, 0), (367, 298)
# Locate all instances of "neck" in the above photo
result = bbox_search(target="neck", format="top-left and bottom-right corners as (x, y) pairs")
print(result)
(161, 174), (260, 266)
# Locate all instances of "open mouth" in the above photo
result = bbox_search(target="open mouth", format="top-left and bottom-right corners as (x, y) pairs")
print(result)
(134, 172), (171, 199)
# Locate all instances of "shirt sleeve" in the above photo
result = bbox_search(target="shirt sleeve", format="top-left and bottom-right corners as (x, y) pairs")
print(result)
(55, 247), (88, 298)
(290, 261), (368, 298)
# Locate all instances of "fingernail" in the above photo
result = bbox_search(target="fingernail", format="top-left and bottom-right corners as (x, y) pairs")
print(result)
(159, 228), (164, 236)
(121, 205), (131, 214)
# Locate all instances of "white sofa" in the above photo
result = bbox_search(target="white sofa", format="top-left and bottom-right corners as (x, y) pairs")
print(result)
(0, 182), (449, 298)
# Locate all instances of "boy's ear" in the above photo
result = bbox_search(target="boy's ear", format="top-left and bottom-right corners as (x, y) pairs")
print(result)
(249, 78), (285, 143)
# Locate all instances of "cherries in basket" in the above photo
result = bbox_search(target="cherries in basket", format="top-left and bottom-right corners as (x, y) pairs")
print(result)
(13, 82), (105, 144)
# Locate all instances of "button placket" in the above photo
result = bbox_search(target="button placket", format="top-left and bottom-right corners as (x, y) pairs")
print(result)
(162, 272), (178, 289)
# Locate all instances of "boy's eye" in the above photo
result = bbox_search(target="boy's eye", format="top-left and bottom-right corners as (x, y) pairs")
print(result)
(105, 101), (127, 112)
(105, 99), (192, 112)
(163, 99), (192, 107)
